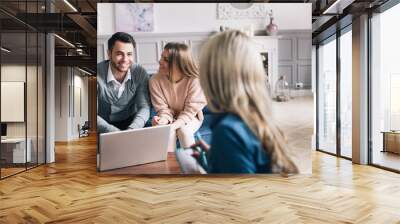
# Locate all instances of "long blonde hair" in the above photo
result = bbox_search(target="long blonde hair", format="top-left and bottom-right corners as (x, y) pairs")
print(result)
(199, 30), (298, 174)
(164, 42), (199, 82)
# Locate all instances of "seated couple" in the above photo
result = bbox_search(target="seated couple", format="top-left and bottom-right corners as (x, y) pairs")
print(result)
(97, 32), (206, 152)
(97, 32), (298, 174)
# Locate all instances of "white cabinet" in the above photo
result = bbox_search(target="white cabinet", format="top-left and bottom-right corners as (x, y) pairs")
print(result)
(1, 138), (32, 163)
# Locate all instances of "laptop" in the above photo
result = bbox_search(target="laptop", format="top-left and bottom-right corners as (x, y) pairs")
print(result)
(98, 125), (171, 171)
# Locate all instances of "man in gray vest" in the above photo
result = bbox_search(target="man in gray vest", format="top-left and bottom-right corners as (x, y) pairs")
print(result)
(97, 32), (150, 133)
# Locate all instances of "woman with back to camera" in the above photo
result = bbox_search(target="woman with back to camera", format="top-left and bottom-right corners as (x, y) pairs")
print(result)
(194, 30), (298, 174)
(149, 42), (207, 151)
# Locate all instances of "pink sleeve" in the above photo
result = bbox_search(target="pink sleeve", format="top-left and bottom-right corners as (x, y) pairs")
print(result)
(175, 78), (207, 126)
(149, 75), (174, 123)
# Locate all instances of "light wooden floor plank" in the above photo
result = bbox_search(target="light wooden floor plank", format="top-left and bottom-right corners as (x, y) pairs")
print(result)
(1, 96), (400, 223)
(0, 135), (399, 223)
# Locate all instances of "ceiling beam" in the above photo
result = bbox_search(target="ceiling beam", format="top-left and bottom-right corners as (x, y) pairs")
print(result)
(55, 55), (96, 70)
(322, 0), (356, 14)
(66, 13), (96, 46)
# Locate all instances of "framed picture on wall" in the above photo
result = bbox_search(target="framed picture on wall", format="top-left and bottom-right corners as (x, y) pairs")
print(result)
(115, 3), (154, 32)
(1, 81), (25, 122)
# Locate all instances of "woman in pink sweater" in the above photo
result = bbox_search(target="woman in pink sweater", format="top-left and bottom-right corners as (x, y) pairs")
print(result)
(149, 42), (207, 151)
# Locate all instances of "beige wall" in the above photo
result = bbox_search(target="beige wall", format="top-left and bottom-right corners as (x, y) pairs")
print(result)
(1, 64), (46, 163)
(1, 65), (43, 138)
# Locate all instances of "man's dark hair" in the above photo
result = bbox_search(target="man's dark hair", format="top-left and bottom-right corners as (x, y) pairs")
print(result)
(108, 32), (136, 51)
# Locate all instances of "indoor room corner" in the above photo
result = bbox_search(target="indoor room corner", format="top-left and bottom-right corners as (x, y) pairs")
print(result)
(0, 0), (97, 179)
(54, 66), (96, 141)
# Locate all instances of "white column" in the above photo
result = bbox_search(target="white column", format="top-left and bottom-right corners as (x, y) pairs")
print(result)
(46, 33), (55, 163)
(352, 14), (369, 164)
(45, 0), (55, 163)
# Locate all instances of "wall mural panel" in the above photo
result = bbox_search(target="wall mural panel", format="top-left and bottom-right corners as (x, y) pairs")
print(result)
(115, 3), (154, 32)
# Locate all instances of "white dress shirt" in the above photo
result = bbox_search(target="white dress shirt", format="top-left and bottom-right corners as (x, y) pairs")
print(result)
(107, 65), (132, 116)
(107, 64), (131, 99)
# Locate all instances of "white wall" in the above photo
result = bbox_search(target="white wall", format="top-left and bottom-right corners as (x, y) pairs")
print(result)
(1, 65), (39, 137)
(72, 73), (89, 138)
(55, 67), (89, 141)
(55, 67), (69, 141)
(1, 64), (46, 164)
(98, 3), (311, 35)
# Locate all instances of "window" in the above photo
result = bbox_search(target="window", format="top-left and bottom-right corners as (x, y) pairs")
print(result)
(340, 28), (352, 158)
(317, 36), (337, 154)
(0, 1), (46, 179)
(370, 2), (400, 171)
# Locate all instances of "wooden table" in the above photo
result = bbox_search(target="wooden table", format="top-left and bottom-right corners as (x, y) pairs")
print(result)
(101, 152), (181, 175)
(382, 131), (400, 154)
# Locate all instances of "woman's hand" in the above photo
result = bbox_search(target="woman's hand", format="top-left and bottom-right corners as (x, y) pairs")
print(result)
(152, 116), (169, 126)
(152, 116), (160, 126)
(190, 139), (210, 154)
(190, 139), (210, 168)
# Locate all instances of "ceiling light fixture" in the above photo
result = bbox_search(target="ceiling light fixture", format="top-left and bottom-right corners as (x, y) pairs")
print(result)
(1, 47), (11, 53)
(78, 67), (93, 76)
(322, 0), (355, 15)
(76, 48), (84, 54)
(63, 0), (78, 12)
(54, 34), (75, 48)
(323, 0), (341, 14)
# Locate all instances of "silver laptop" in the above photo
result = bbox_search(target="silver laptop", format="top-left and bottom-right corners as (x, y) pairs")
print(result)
(98, 125), (171, 171)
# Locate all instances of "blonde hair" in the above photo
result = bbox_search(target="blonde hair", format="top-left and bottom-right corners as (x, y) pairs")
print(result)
(164, 42), (199, 82)
(199, 30), (298, 174)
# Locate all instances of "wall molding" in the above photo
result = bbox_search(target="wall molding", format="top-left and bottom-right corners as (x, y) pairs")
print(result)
(98, 30), (311, 92)
(277, 31), (312, 90)
(217, 3), (268, 20)
(98, 31), (280, 83)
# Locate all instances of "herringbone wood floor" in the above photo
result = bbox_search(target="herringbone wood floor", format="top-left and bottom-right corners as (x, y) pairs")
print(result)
(1, 135), (400, 223)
